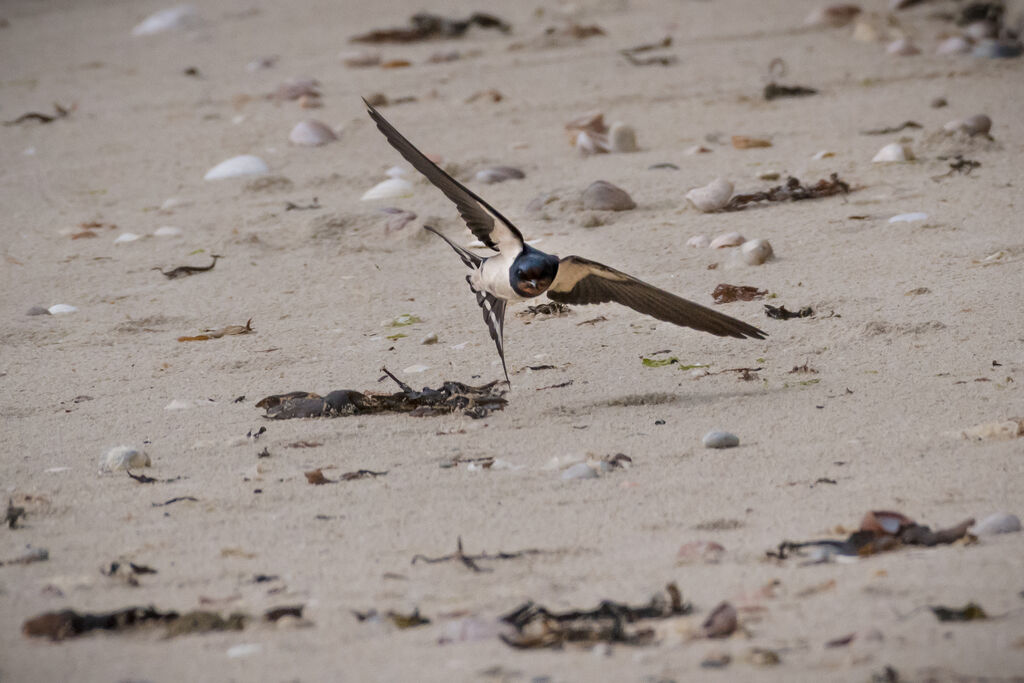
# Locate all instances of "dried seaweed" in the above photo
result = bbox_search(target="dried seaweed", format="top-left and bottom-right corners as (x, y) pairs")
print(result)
(351, 12), (510, 43)
(763, 83), (817, 100)
(257, 367), (507, 419)
(177, 318), (253, 342)
(712, 284), (767, 304)
(154, 255), (220, 280)
(305, 468), (387, 484)
(151, 496), (197, 507)
(264, 605), (304, 622)
(724, 174), (850, 211)
(353, 608), (430, 629)
(516, 302), (570, 319)
(767, 510), (974, 563)
(577, 315), (607, 326)
(930, 603), (987, 622)
(5, 498), (25, 529)
(101, 561), (157, 587)
(4, 103), (71, 126)
(764, 304), (813, 320)
(860, 121), (922, 135)
(620, 36), (676, 66)
(932, 155), (981, 181)
(23, 607), (178, 641)
(500, 583), (691, 649)
(285, 198), (320, 211)
(411, 537), (545, 573)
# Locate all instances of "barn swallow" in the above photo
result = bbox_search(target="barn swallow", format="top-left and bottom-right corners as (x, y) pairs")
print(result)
(365, 100), (767, 383)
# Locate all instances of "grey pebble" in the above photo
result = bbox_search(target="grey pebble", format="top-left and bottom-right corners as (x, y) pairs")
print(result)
(972, 39), (1023, 58)
(702, 431), (740, 449)
(561, 462), (599, 480)
(582, 180), (636, 211)
(475, 166), (525, 184)
(26, 306), (51, 316)
(970, 512), (1021, 536)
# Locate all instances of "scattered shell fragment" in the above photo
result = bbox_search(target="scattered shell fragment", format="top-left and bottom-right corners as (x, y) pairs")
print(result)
(272, 79), (320, 102)
(474, 166), (525, 184)
(943, 114), (991, 136)
(403, 364), (430, 373)
(114, 233), (141, 244)
(888, 212), (928, 223)
(871, 143), (913, 163)
(361, 177), (413, 201)
(731, 135), (771, 149)
(581, 181), (635, 211)
(804, 4), (861, 28)
(289, 120), (337, 146)
(609, 122), (638, 153)
(703, 431), (739, 449)
(964, 21), (998, 41)
(131, 5), (200, 36)
(48, 304), (78, 315)
(677, 540), (726, 564)
(421, 333), (438, 345)
(740, 239), (773, 265)
(100, 446), (150, 473)
(709, 232), (745, 249)
(887, 38), (920, 56)
(684, 145), (712, 155)
(936, 36), (972, 55)
(686, 178), (733, 213)
(970, 513), (1021, 536)
(566, 111), (608, 155)
(686, 235), (710, 248)
(959, 418), (1024, 441)
(561, 462), (599, 480)
(812, 150), (834, 160)
(154, 226), (182, 237)
(204, 155), (269, 180)
(972, 40), (1023, 59)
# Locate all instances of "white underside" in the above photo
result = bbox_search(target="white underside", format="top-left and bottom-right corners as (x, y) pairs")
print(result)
(472, 250), (528, 302)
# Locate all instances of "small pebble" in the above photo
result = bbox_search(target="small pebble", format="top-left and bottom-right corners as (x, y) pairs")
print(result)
(886, 38), (920, 56)
(609, 122), (638, 153)
(872, 142), (914, 163)
(740, 239), (773, 265)
(684, 145), (712, 155)
(964, 21), (997, 41)
(114, 232), (141, 244)
(970, 513), (1021, 536)
(475, 166), (525, 184)
(709, 232), (745, 249)
(888, 212), (928, 223)
(936, 36), (972, 56)
(561, 462), (599, 480)
(289, 120), (337, 146)
(204, 155), (269, 180)
(804, 4), (861, 28)
(812, 150), (834, 160)
(421, 333), (438, 345)
(686, 178), (733, 213)
(944, 114), (992, 137)
(972, 39), (1023, 59)
(930, 97), (948, 108)
(47, 304), (78, 315)
(686, 235), (710, 248)
(131, 5), (200, 36)
(361, 177), (413, 201)
(581, 180), (635, 211)
(403, 364), (430, 373)
(702, 431), (739, 449)
(154, 226), (182, 237)
(100, 446), (150, 472)
(226, 643), (262, 659)
(26, 306), (51, 316)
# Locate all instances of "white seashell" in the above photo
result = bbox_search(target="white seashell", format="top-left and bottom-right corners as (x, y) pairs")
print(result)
(886, 38), (920, 56)
(574, 130), (607, 155)
(812, 150), (834, 160)
(852, 19), (880, 42)
(609, 122), (638, 152)
(154, 226), (182, 237)
(164, 398), (213, 410)
(361, 177), (413, 201)
(159, 196), (191, 213)
(403, 364), (430, 373)
(131, 5), (200, 36)
(561, 462), (599, 480)
(474, 166), (525, 184)
(686, 235), (710, 248)
(421, 333), (438, 345)
(226, 644), (262, 659)
(888, 212), (928, 223)
(740, 238), (773, 265)
(702, 431), (739, 449)
(684, 145), (712, 155)
(114, 232), (141, 244)
(970, 513), (1021, 536)
(204, 155), (269, 180)
(709, 232), (745, 249)
(100, 446), (150, 472)
(872, 142), (914, 162)
(385, 166), (408, 178)
(936, 36), (972, 55)
(288, 120), (337, 146)
(964, 21), (997, 41)
(48, 304), (78, 315)
(685, 178), (733, 213)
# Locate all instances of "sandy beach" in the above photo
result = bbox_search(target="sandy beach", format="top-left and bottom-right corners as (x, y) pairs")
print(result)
(1, 0), (1023, 680)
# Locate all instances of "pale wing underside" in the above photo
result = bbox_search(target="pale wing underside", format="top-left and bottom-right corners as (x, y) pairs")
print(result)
(548, 256), (768, 340)
(365, 100), (524, 253)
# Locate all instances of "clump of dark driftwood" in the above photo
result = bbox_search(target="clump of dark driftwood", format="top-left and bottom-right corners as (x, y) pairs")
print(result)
(256, 367), (507, 419)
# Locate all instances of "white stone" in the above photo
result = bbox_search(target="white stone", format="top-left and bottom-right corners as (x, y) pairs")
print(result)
(686, 235), (710, 248)
(609, 122), (638, 152)
(47, 304), (78, 315)
(709, 231), (745, 249)
(421, 333), (438, 345)
(936, 36), (972, 55)
(204, 155), (269, 180)
(131, 5), (200, 36)
(361, 177), (413, 201)
(740, 238), (773, 265)
(114, 232), (141, 244)
(886, 38), (920, 56)
(100, 446), (150, 472)
(154, 226), (182, 237)
(561, 462), (599, 480)
(289, 120), (337, 146)
(685, 178), (733, 213)
(226, 643), (262, 659)
(888, 212), (928, 223)
(970, 513), (1021, 536)
(403, 364), (430, 373)
(872, 143), (913, 163)
(702, 431), (739, 449)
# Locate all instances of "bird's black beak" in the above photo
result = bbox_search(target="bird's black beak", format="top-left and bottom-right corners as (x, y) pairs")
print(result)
(526, 279), (538, 290)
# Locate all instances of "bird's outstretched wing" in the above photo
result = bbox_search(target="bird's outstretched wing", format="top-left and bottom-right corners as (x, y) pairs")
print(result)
(364, 100), (524, 253)
(548, 256), (768, 339)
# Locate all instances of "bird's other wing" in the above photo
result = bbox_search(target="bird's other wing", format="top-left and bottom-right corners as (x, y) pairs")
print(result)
(547, 256), (767, 340)
(364, 100), (524, 253)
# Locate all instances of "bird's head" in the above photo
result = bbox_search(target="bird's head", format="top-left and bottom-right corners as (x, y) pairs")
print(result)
(511, 250), (559, 297)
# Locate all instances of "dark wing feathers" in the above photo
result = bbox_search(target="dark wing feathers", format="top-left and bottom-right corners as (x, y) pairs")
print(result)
(473, 286), (509, 384)
(548, 256), (767, 340)
(364, 99), (523, 252)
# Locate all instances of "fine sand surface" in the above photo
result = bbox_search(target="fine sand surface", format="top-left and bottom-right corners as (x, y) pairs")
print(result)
(2, 0), (1023, 680)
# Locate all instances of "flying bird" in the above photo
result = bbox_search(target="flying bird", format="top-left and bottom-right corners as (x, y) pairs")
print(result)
(365, 100), (766, 383)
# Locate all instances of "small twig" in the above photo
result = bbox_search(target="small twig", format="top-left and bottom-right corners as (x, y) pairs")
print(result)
(411, 537), (545, 573)
(151, 497), (198, 507)
(379, 366), (415, 394)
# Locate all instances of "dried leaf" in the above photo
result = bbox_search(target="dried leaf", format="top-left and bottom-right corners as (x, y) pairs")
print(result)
(931, 603), (987, 622)
(304, 468), (333, 485)
(732, 135), (772, 149)
(712, 284), (767, 304)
